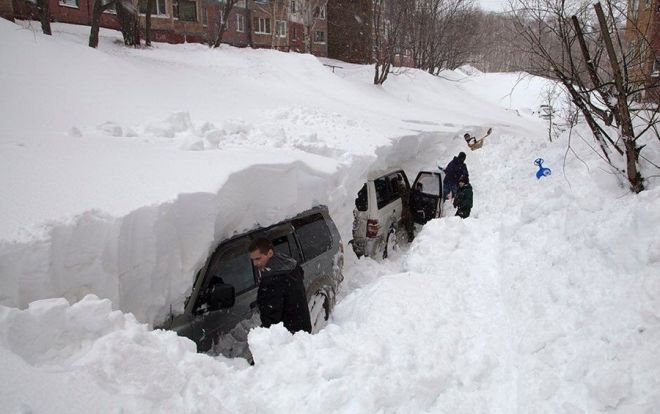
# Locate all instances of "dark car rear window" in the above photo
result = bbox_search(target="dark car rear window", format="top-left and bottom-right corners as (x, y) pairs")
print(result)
(293, 213), (333, 262)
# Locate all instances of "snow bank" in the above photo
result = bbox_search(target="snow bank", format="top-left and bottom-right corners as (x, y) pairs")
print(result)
(2, 18), (659, 414)
(0, 19), (524, 324)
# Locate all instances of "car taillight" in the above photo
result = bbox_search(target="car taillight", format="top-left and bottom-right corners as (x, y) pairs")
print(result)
(366, 219), (380, 238)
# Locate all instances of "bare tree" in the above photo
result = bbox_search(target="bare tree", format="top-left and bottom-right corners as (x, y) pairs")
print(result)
(212, 0), (240, 48)
(89, 0), (140, 48)
(405, 0), (498, 74)
(269, 0), (288, 50)
(372, 0), (413, 84)
(89, 0), (114, 47)
(511, 0), (659, 192)
(145, 0), (155, 46)
(35, 0), (52, 35)
(116, 0), (140, 46)
(299, 0), (327, 53)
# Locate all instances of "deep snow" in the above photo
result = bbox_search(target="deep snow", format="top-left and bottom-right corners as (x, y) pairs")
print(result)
(1, 19), (659, 414)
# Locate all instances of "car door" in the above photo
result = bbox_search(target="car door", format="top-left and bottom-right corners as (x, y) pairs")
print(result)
(293, 212), (334, 292)
(377, 171), (406, 234)
(189, 237), (257, 352)
(410, 171), (443, 224)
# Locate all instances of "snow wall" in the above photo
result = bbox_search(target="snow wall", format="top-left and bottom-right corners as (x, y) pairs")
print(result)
(0, 132), (449, 326)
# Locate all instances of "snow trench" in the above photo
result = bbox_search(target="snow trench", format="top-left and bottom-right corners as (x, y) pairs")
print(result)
(0, 132), (445, 326)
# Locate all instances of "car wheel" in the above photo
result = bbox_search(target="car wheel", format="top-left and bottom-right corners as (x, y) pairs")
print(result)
(383, 228), (396, 259)
(308, 292), (329, 334)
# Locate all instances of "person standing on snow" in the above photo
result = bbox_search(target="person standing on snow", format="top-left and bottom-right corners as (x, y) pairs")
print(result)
(453, 175), (473, 218)
(249, 238), (312, 334)
(441, 151), (469, 200)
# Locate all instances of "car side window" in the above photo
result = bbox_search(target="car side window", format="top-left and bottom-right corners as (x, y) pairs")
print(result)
(375, 177), (389, 209)
(272, 234), (292, 257)
(416, 173), (440, 196)
(388, 175), (400, 198)
(206, 240), (254, 295)
(293, 213), (332, 262)
(388, 172), (407, 199)
(355, 184), (368, 212)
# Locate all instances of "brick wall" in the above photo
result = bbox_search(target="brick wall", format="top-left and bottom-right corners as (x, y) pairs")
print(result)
(0, 0), (15, 21)
(624, 0), (660, 103)
(11, 0), (331, 57)
(327, 0), (371, 63)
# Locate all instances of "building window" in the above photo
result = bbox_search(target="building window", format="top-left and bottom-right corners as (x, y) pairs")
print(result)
(276, 20), (287, 37)
(103, 2), (116, 13)
(652, 56), (660, 78)
(313, 4), (326, 19)
(236, 14), (245, 32)
(59, 0), (78, 8)
(314, 30), (325, 43)
(290, 0), (296, 13)
(139, 0), (167, 15)
(174, 0), (197, 21)
(202, 6), (209, 25)
(254, 17), (271, 34)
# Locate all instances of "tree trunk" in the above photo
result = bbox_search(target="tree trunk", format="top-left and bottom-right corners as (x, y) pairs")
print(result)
(571, 16), (615, 126)
(116, 0), (140, 46)
(214, 1), (238, 48)
(145, 0), (154, 46)
(595, 2), (643, 192)
(246, 0), (253, 48)
(374, 59), (390, 84)
(89, 0), (107, 47)
(37, 0), (52, 35)
(213, 22), (227, 48)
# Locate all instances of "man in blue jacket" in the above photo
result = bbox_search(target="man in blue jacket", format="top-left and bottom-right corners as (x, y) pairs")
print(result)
(441, 152), (469, 200)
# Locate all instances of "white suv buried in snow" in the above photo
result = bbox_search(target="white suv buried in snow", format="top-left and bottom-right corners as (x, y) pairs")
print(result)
(351, 168), (445, 258)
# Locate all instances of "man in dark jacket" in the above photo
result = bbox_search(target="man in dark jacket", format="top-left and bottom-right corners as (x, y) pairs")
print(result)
(249, 238), (312, 333)
(441, 152), (469, 200)
(453, 175), (473, 218)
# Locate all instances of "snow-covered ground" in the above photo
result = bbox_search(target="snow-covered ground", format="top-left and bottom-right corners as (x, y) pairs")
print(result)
(1, 19), (659, 413)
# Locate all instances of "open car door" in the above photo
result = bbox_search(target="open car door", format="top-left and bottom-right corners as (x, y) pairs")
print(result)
(409, 171), (443, 224)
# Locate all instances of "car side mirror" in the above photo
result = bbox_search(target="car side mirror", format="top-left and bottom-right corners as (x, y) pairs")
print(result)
(209, 282), (235, 310)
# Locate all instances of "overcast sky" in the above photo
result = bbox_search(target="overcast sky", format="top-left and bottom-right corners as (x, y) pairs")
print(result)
(478, 0), (510, 13)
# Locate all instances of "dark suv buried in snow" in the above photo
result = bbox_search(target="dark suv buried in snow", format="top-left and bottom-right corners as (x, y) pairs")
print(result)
(158, 205), (344, 358)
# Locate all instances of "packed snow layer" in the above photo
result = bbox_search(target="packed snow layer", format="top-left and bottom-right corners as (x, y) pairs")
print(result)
(1, 130), (658, 411)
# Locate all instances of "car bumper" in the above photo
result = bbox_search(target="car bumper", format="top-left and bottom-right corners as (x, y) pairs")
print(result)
(351, 236), (382, 258)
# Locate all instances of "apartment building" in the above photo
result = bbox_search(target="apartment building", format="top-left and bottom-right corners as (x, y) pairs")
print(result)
(9, 0), (327, 57)
(624, 0), (660, 102)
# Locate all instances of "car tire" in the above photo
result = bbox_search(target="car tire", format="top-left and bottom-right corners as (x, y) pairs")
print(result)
(308, 291), (329, 334)
(383, 228), (396, 259)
